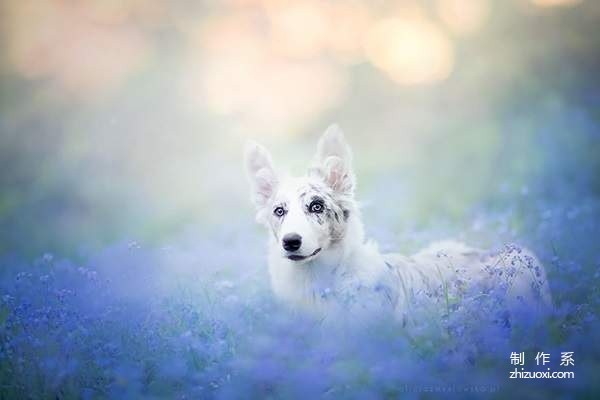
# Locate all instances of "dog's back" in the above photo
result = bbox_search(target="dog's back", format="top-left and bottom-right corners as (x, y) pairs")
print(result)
(384, 240), (552, 322)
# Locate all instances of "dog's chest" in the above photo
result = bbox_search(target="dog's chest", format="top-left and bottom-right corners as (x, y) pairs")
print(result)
(268, 250), (392, 315)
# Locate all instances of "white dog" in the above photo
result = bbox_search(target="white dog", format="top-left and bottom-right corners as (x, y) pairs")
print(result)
(244, 125), (552, 321)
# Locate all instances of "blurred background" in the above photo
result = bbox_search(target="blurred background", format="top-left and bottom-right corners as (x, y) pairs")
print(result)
(1, 0), (599, 258)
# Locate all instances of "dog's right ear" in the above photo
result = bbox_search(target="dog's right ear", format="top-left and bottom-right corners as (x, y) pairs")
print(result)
(311, 124), (355, 196)
(244, 140), (278, 208)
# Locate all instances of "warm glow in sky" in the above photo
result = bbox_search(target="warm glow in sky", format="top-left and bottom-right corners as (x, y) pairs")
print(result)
(0, 0), (587, 133)
(531, 0), (583, 7)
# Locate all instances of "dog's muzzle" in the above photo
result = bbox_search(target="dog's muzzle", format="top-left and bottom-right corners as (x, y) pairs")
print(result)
(287, 247), (321, 261)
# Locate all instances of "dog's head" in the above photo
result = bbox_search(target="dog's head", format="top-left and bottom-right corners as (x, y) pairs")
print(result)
(244, 125), (356, 263)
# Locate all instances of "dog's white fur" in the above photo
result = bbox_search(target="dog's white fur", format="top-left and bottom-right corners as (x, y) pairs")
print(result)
(245, 125), (552, 320)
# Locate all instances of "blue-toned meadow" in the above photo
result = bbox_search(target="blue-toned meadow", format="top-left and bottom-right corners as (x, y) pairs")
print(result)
(1, 184), (599, 398)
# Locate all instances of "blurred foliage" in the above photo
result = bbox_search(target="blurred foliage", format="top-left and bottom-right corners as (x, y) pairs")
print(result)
(0, 0), (599, 259)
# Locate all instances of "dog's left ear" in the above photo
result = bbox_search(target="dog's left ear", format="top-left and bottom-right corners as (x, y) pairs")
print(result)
(311, 124), (355, 195)
(244, 140), (278, 209)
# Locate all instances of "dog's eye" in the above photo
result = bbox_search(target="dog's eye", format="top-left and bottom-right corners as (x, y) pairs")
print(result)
(308, 201), (324, 213)
(273, 207), (285, 217)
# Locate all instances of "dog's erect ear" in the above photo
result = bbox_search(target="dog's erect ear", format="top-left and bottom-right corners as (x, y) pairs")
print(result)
(312, 124), (355, 195)
(244, 140), (278, 208)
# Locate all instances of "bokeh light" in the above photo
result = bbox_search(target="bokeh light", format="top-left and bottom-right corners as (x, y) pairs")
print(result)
(3, 1), (150, 97)
(531, 0), (583, 7)
(180, 11), (346, 134)
(364, 16), (454, 85)
(265, 0), (330, 59)
(324, 1), (372, 64)
(436, 0), (490, 35)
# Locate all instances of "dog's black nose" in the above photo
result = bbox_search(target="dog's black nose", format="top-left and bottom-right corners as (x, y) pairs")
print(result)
(282, 233), (302, 252)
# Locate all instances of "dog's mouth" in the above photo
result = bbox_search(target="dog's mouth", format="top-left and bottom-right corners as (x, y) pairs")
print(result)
(286, 247), (321, 261)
